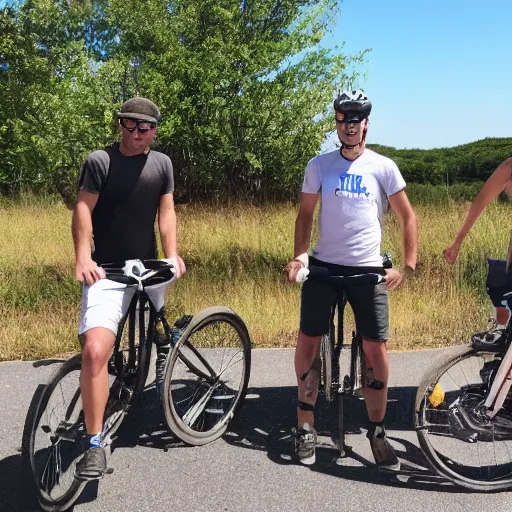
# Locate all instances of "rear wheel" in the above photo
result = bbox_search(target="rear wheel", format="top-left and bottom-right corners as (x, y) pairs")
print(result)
(21, 300), (151, 511)
(162, 306), (251, 446)
(415, 346), (512, 491)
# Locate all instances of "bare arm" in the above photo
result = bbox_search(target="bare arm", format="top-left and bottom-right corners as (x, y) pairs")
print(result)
(294, 193), (319, 257)
(444, 158), (512, 263)
(386, 189), (418, 290)
(71, 190), (105, 284)
(286, 192), (319, 281)
(158, 193), (186, 278)
(388, 189), (418, 270)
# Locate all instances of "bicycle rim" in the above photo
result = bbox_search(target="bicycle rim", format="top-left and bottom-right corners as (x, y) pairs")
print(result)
(162, 307), (251, 445)
(415, 346), (512, 491)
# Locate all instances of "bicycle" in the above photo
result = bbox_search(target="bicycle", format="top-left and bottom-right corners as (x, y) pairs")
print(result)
(21, 259), (252, 511)
(296, 262), (388, 462)
(414, 258), (512, 491)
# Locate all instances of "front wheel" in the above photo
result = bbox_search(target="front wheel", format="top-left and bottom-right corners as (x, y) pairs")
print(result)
(161, 306), (251, 446)
(414, 345), (512, 491)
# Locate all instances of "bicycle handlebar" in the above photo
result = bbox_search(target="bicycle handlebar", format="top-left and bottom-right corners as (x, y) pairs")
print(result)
(101, 259), (176, 287)
(297, 264), (385, 286)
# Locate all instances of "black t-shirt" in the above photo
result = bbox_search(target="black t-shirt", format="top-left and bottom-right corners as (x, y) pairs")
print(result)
(78, 144), (174, 264)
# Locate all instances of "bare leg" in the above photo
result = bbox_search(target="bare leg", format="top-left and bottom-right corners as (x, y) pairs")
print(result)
(360, 338), (389, 423)
(295, 330), (321, 427)
(80, 327), (116, 435)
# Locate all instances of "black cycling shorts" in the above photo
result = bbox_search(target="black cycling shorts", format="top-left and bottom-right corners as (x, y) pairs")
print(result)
(300, 257), (390, 341)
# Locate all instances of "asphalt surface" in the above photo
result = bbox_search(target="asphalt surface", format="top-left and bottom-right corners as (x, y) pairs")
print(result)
(1, 347), (511, 512)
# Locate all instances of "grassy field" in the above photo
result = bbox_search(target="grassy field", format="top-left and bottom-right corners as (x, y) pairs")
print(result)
(0, 188), (510, 361)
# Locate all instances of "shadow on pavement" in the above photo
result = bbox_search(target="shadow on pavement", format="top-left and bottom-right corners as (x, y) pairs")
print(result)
(0, 451), (26, 511)
(111, 383), (471, 493)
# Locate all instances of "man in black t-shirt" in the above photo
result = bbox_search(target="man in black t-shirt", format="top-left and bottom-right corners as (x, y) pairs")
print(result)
(71, 97), (186, 479)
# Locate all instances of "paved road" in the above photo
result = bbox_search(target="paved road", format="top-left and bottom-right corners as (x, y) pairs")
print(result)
(1, 348), (511, 512)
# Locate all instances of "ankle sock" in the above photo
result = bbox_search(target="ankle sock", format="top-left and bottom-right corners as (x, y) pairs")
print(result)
(89, 433), (102, 448)
(368, 420), (384, 435)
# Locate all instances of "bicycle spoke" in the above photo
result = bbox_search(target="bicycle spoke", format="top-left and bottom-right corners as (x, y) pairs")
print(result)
(182, 383), (220, 427)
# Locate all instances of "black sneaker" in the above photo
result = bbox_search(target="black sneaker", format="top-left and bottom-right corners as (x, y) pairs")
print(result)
(75, 446), (107, 481)
(293, 423), (317, 465)
(367, 425), (400, 471)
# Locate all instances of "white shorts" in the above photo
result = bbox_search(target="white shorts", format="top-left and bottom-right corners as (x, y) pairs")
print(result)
(78, 279), (137, 337)
(78, 278), (171, 337)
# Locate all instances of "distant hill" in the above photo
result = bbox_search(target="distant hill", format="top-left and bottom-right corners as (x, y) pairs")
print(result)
(367, 137), (512, 184)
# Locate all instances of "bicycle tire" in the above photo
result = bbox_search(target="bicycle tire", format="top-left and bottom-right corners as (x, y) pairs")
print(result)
(21, 302), (151, 511)
(414, 345), (512, 491)
(161, 306), (251, 446)
(320, 333), (334, 402)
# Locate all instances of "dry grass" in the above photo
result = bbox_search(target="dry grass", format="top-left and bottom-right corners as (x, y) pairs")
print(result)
(0, 197), (509, 361)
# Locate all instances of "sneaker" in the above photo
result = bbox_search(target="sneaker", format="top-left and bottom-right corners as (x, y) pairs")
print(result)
(293, 423), (317, 465)
(75, 446), (107, 481)
(367, 425), (400, 471)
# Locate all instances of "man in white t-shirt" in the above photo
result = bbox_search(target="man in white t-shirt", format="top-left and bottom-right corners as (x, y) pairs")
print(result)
(286, 90), (418, 469)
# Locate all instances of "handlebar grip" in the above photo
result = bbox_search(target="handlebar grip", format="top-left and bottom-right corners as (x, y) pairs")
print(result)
(306, 266), (331, 280)
(143, 259), (175, 270)
(104, 273), (138, 285)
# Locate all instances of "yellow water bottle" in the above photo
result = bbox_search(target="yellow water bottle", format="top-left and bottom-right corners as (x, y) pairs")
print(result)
(428, 383), (445, 407)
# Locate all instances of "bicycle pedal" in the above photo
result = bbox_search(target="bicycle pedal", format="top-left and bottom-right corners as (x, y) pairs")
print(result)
(174, 314), (193, 329)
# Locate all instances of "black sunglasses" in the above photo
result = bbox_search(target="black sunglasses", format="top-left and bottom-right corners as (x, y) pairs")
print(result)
(120, 119), (156, 134)
(335, 117), (362, 124)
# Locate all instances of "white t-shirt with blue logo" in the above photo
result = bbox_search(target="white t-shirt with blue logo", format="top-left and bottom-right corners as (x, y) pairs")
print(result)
(302, 148), (406, 267)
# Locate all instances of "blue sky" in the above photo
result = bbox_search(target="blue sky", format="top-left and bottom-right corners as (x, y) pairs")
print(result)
(321, 0), (512, 149)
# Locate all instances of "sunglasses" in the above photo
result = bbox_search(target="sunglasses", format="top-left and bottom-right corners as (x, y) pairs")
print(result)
(335, 112), (363, 124)
(120, 119), (156, 134)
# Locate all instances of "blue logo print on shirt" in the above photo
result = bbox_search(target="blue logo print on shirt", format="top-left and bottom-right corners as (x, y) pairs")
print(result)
(334, 173), (370, 197)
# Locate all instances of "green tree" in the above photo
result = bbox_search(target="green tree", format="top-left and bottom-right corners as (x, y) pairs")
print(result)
(0, 0), (366, 202)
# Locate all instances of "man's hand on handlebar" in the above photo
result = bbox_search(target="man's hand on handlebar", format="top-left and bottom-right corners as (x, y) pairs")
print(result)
(384, 266), (414, 291)
(165, 254), (186, 279)
(285, 260), (304, 283)
(75, 258), (106, 286)
(285, 253), (309, 283)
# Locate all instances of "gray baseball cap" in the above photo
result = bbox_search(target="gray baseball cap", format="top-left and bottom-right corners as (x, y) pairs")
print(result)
(117, 97), (160, 124)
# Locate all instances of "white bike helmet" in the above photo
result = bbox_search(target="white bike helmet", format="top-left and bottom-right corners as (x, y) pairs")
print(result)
(333, 90), (372, 122)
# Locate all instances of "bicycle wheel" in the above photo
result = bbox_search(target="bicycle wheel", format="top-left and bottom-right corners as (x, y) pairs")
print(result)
(161, 306), (251, 446)
(415, 345), (512, 491)
(320, 333), (334, 402)
(22, 304), (151, 511)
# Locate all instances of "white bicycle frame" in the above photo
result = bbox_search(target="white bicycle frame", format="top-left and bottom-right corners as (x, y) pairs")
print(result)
(485, 340), (512, 419)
